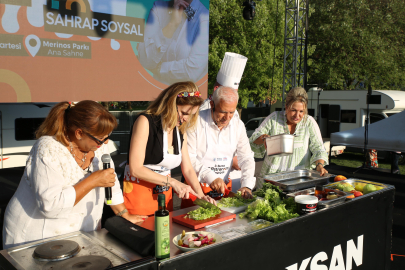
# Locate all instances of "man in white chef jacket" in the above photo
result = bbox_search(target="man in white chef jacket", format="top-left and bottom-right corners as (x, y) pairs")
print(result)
(200, 52), (248, 189)
(186, 86), (256, 200)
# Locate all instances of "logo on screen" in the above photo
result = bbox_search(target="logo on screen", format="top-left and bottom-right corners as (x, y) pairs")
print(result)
(50, 0), (88, 12)
(44, 0), (145, 42)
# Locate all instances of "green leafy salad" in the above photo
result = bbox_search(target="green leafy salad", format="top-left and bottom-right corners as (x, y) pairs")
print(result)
(185, 207), (221, 221)
(239, 183), (298, 223)
(217, 191), (256, 208)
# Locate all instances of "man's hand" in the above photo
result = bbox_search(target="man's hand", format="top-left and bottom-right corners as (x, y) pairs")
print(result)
(238, 187), (253, 199)
(209, 178), (227, 194)
(232, 156), (241, 170)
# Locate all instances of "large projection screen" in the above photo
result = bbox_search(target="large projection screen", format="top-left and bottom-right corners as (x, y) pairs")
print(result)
(0, 0), (209, 102)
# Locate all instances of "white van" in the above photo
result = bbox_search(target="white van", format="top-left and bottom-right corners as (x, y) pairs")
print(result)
(306, 89), (405, 138)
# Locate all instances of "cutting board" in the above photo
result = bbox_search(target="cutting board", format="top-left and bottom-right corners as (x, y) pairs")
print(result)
(172, 210), (236, 229)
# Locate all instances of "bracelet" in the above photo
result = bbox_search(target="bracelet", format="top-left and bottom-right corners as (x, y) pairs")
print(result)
(116, 209), (128, 217)
(316, 162), (324, 168)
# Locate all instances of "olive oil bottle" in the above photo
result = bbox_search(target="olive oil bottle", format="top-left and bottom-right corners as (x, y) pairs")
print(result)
(155, 194), (170, 260)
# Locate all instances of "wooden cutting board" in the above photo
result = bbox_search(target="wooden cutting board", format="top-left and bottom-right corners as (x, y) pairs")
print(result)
(172, 210), (236, 229)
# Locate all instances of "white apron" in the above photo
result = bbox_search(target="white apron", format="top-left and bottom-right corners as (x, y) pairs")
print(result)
(199, 114), (236, 184)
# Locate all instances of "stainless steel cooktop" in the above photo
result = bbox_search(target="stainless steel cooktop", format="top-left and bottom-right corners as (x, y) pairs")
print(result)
(0, 231), (131, 270)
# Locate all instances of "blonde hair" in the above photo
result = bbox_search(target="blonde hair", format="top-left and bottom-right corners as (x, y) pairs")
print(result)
(145, 81), (204, 133)
(35, 100), (117, 146)
(285, 87), (308, 115)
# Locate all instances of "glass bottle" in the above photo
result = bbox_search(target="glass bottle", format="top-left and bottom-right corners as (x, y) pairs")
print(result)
(155, 194), (170, 260)
(315, 185), (325, 199)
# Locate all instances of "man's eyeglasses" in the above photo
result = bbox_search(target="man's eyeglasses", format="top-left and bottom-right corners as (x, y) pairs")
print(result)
(86, 132), (111, 145)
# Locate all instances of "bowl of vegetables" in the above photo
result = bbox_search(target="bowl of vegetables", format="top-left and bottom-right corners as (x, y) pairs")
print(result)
(173, 230), (222, 252)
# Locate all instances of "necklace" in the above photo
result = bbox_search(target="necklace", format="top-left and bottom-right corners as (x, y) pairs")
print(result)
(67, 136), (87, 168)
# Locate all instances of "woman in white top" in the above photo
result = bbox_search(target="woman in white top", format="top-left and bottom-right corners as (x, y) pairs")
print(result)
(2, 101), (145, 249)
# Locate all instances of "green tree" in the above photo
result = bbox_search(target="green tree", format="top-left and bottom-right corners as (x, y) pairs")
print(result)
(308, 0), (405, 90)
(209, 0), (285, 108)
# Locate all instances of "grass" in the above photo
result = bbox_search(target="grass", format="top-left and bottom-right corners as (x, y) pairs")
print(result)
(330, 151), (405, 175)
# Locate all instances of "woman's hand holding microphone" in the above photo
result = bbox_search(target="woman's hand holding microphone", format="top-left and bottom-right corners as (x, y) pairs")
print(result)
(89, 168), (116, 188)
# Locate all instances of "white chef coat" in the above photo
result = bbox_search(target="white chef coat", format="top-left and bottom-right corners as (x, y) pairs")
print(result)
(137, 0), (209, 85)
(187, 108), (256, 190)
(2, 136), (124, 249)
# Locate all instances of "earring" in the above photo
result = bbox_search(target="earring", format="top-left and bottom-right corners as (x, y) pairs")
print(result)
(79, 138), (82, 140)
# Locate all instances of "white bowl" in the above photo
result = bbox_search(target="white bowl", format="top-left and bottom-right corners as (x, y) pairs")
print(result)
(172, 231), (223, 252)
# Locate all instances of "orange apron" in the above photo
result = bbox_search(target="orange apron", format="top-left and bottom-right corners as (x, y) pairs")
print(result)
(123, 127), (182, 216)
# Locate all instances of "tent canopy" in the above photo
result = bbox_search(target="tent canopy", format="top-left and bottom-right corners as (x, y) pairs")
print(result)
(330, 110), (405, 152)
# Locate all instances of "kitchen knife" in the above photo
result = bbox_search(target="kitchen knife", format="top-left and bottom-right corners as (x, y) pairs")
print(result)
(224, 189), (237, 198)
(188, 193), (221, 210)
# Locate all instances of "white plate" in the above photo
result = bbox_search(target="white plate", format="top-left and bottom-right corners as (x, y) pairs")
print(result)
(172, 231), (223, 252)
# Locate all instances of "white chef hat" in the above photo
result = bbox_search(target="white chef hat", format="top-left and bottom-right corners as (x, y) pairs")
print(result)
(216, 52), (248, 89)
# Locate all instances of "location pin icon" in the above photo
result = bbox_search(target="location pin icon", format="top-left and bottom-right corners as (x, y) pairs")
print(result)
(25, 35), (41, 57)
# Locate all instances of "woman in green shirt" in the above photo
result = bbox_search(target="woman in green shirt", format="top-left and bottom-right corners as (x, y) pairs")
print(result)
(250, 87), (329, 182)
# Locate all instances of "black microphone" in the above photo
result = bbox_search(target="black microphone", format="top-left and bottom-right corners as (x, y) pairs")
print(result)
(101, 154), (112, 205)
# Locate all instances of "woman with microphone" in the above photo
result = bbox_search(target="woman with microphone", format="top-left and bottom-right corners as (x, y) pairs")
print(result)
(2, 101), (143, 249)
(123, 81), (216, 216)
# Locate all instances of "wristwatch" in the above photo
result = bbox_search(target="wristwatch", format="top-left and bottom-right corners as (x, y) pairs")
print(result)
(116, 209), (128, 217)
(316, 162), (324, 168)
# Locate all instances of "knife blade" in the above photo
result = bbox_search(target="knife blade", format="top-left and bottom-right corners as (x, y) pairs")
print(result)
(188, 193), (221, 210)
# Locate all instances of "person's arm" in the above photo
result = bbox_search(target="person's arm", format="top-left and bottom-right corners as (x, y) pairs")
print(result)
(31, 145), (112, 218)
(137, 2), (179, 70)
(110, 203), (148, 223)
(73, 169), (116, 205)
(128, 115), (198, 198)
(307, 116), (329, 176)
(249, 113), (274, 158)
(235, 120), (256, 198)
(158, 11), (209, 82)
(180, 133), (216, 205)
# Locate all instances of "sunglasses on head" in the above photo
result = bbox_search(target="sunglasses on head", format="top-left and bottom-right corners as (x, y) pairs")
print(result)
(85, 132), (111, 145)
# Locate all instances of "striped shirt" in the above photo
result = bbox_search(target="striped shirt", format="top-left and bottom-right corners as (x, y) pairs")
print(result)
(249, 111), (328, 178)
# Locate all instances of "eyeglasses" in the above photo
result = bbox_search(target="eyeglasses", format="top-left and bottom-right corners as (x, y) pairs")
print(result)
(85, 132), (111, 145)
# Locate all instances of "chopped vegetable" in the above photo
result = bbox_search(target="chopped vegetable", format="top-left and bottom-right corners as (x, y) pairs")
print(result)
(184, 207), (221, 220)
(217, 191), (257, 208)
(177, 231), (216, 249)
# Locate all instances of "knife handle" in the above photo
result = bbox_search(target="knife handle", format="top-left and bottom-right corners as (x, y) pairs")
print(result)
(188, 193), (197, 202)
